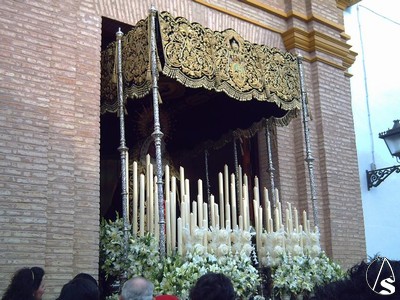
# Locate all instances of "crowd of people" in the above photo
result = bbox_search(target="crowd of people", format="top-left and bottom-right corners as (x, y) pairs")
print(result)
(2, 258), (400, 299)
(0, 267), (236, 300)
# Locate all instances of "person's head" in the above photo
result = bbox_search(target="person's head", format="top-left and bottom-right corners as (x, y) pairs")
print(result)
(120, 276), (154, 300)
(312, 258), (400, 300)
(2, 266), (45, 300)
(57, 277), (100, 300)
(189, 273), (235, 300)
(73, 273), (98, 287)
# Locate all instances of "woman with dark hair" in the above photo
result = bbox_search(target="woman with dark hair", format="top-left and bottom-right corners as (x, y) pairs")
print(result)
(189, 273), (236, 300)
(56, 277), (100, 300)
(2, 266), (46, 300)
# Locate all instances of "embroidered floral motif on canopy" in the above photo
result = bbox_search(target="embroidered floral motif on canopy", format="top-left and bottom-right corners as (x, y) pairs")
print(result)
(101, 11), (301, 127)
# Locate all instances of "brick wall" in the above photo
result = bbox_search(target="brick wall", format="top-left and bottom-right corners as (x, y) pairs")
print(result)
(0, 0), (365, 298)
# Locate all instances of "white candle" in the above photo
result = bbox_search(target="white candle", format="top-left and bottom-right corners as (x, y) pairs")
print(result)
(132, 161), (138, 236)
(202, 219), (208, 247)
(214, 203), (219, 228)
(230, 180), (237, 230)
(210, 195), (215, 228)
(181, 201), (187, 228)
(177, 217), (183, 255)
(238, 165), (243, 217)
(239, 215), (243, 231)
(294, 207), (299, 232)
(198, 180), (203, 225)
(253, 200), (259, 236)
(218, 172), (225, 228)
(165, 165), (170, 203)
(149, 166), (154, 233)
(185, 194), (190, 227)
(203, 203), (208, 229)
(190, 213), (196, 236)
(268, 218), (273, 234)
(154, 179), (159, 240)
(278, 201), (282, 228)
(171, 191), (176, 252)
(180, 166), (185, 203)
(274, 207), (279, 232)
(285, 208), (290, 233)
(224, 165), (229, 212)
(226, 203), (231, 226)
(166, 199), (171, 255)
(303, 210), (308, 232)
(185, 179), (190, 202)
(139, 174), (145, 237)
(226, 219), (231, 246)
(193, 201), (198, 229)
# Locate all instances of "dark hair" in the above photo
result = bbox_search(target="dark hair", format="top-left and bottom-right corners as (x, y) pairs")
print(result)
(73, 273), (98, 287)
(2, 267), (45, 300)
(57, 278), (100, 300)
(312, 258), (400, 300)
(189, 273), (235, 300)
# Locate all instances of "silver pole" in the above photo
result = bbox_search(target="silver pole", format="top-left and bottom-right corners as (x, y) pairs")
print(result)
(265, 121), (276, 219)
(297, 55), (319, 227)
(149, 6), (166, 258)
(116, 28), (129, 283)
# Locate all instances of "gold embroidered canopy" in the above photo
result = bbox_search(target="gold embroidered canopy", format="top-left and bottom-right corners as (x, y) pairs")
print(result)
(101, 11), (301, 155)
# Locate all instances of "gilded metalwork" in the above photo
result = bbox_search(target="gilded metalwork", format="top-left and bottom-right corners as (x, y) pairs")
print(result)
(158, 11), (301, 110)
(101, 17), (152, 114)
(101, 11), (302, 120)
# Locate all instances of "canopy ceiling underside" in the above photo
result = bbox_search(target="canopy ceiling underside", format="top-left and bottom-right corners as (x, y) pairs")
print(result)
(100, 11), (301, 155)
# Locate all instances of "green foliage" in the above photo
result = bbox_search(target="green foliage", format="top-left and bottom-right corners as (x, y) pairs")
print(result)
(272, 251), (345, 297)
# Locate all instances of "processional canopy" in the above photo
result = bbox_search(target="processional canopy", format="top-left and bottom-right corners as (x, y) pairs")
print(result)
(101, 11), (301, 156)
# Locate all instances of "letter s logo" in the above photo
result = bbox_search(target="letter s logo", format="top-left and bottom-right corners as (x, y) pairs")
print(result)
(379, 277), (396, 295)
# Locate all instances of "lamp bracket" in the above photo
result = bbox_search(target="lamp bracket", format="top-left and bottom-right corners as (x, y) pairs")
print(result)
(366, 165), (400, 190)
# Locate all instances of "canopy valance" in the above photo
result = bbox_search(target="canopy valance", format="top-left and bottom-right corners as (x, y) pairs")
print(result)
(101, 11), (301, 126)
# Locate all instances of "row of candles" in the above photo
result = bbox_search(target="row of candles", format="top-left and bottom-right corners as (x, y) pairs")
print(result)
(129, 156), (315, 256)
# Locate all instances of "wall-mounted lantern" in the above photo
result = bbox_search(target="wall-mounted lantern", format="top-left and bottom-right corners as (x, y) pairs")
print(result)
(366, 120), (400, 190)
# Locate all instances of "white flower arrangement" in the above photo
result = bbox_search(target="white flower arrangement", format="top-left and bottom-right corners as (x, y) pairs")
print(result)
(100, 217), (262, 299)
(271, 251), (345, 298)
(100, 217), (162, 283)
(159, 249), (261, 299)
